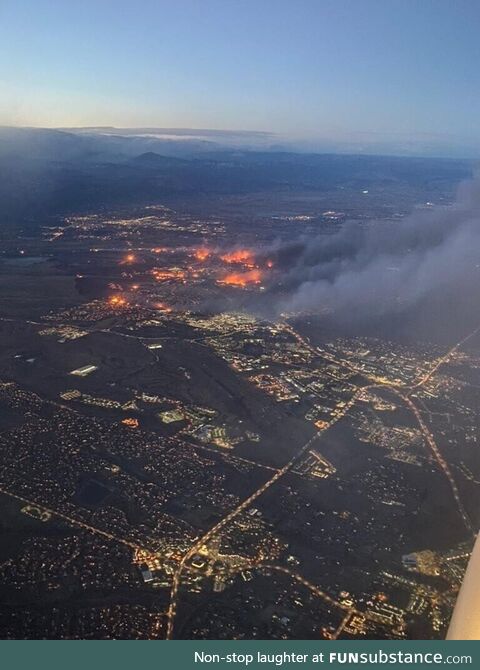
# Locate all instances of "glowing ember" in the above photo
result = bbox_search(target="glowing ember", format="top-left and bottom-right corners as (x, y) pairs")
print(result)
(108, 295), (128, 307)
(194, 248), (210, 261)
(220, 249), (256, 267)
(122, 417), (139, 428)
(266, 260), (274, 268)
(131, 284), (140, 290)
(218, 269), (263, 287)
(151, 247), (168, 254)
(118, 253), (136, 266)
(151, 268), (186, 282)
(153, 302), (173, 313)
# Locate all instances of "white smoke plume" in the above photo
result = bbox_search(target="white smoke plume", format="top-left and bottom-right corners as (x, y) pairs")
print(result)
(268, 177), (480, 326)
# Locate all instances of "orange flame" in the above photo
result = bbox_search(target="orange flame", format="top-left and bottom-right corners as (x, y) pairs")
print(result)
(119, 253), (136, 265)
(151, 268), (186, 282)
(122, 417), (139, 428)
(153, 302), (173, 313)
(218, 269), (263, 287)
(108, 295), (128, 307)
(220, 249), (256, 267)
(194, 248), (210, 261)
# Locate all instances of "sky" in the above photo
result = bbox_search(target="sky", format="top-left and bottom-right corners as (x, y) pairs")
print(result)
(1, 0), (480, 151)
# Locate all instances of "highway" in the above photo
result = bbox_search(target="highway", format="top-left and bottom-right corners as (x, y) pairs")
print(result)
(2, 314), (478, 638)
(354, 383), (475, 537)
(256, 563), (355, 611)
(288, 321), (477, 534)
(165, 322), (480, 638)
(411, 325), (480, 390)
(255, 564), (357, 639)
(0, 485), (146, 553)
(392, 389), (475, 535)
(165, 387), (362, 639)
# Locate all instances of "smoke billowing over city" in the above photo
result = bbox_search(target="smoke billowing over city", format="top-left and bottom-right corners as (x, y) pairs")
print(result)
(259, 177), (480, 326)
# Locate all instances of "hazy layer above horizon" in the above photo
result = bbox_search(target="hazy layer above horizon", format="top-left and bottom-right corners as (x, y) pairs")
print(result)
(1, 1), (480, 158)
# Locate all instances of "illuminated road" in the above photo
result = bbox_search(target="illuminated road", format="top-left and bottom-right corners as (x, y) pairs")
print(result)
(161, 322), (480, 640)
(2, 316), (479, 637)
(165, 344), (476, 639)
(411, 325), (480, 390)
(333, 610), (355, 640)
(255, 564), (358, 639)
(284, 321), (480, 392)
(287, 321), (478, 534)
(0, 485), (146, 552)
(390, 389), (475, 535)
(165, 388), (362, 639)
(256, 563), (354, 611)
(356, 381), (475, 536)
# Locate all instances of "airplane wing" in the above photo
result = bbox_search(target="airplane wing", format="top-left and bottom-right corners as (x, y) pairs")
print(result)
(447, 533), (480, 639)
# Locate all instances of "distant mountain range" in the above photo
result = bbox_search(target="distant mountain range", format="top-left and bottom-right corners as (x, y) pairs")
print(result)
(0, 126), (475, 226)
(3, 126), (480, 163)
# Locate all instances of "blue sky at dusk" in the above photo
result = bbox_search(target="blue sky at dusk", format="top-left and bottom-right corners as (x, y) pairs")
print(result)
(1, 0), (479, 151)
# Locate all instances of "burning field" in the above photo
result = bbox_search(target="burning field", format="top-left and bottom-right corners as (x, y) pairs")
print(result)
(192, 245), (274, 289)
(102, 243), (277, 319)
(220, 249), (256, 268)
(217, 269), (263, 287)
